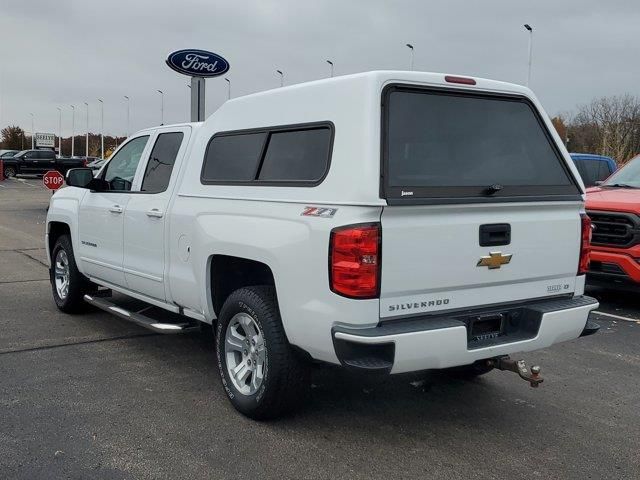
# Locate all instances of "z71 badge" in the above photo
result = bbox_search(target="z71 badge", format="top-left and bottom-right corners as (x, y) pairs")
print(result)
(301, 206), (337, 218)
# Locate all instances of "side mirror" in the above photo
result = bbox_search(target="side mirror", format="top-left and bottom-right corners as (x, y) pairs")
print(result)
(65, 168), (94, 188)
(594, 181), (603, 186)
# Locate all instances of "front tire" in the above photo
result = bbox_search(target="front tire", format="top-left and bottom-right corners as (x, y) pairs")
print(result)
(215, 286), (309, 420)
(50, 234), (92, 313)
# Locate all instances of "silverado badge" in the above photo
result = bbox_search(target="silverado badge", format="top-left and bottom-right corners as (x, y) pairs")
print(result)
(477, 252), (513, 269)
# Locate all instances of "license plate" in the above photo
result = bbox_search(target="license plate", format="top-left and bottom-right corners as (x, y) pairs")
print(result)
(469, 314), (504, 341)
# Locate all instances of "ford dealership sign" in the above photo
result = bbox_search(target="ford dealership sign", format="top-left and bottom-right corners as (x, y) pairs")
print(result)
(166, 49), (230, 77)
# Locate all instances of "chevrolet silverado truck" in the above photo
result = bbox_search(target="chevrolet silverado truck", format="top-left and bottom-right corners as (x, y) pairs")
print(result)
(46, 71), (599, 419)
(586, 154), (640, 291)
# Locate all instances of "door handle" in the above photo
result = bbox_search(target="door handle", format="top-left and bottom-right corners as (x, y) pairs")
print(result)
(479, 223), (511, 247)
(146, 208), (164, 218)
(109, 205), (123, 214)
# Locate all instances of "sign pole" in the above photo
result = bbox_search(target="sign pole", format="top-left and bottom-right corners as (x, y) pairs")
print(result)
(166, 49), (229, 123)
(190, 77), (206, 122)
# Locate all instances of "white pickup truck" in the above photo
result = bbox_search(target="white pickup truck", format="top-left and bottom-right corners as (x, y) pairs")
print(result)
(46, 71), (599, 419)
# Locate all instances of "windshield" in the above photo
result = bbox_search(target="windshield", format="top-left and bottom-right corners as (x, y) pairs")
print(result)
(13, 150), (29, 157)
(383, 86), (579, 201)
(602, 155), (640, 188)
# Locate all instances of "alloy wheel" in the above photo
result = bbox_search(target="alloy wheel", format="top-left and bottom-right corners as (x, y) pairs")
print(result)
(224, 312), (266, 395)
(54, 249), (70, 300)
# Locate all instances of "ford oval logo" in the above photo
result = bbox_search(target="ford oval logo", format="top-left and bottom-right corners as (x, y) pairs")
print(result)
(166, 49), (230, 78)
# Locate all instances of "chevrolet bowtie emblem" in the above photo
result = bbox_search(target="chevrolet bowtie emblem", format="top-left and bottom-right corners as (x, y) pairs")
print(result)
(477, 252), (513, 269)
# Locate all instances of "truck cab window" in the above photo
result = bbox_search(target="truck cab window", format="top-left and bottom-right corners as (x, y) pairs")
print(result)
(141, 132), (184, 193)
(103, 136), (149, 191)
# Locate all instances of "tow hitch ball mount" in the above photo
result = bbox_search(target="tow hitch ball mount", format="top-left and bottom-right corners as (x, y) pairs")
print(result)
(488, 356), (544, 388)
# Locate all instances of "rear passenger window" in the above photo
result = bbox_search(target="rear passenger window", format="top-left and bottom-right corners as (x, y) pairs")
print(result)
(141, 132), (184, 192)
(582, 161), (601, 186)
(258, 128), (331, 182)
(598, 161), (613, 181)
(201, 123), (332, 185)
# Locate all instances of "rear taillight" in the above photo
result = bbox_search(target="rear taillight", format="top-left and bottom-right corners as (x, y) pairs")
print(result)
(83, 159), (88, 167)
(579, 213), (592, 275)
(329, 223), (381, 299)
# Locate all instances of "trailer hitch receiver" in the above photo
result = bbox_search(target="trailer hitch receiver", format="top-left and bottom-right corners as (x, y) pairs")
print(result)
(489, 356), (543, 388)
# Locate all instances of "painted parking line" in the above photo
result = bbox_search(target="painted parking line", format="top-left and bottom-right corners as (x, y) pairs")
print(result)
(593, 310), (640, 323)
(16, 178), (39, 187)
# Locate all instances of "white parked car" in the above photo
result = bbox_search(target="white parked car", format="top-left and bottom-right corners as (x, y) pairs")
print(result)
(46, 71), (599, 419)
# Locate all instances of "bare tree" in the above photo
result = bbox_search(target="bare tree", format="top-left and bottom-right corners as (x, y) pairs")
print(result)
(567, 95), (640, 164)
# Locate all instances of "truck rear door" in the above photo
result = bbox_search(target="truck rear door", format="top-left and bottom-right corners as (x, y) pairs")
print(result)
(122, 126), (191, 300)
(37, 150), (56, 173)
(379, 85), (584, 319)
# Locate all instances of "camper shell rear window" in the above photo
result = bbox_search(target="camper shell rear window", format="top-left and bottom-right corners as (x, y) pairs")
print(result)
(381, 85), (581, 204)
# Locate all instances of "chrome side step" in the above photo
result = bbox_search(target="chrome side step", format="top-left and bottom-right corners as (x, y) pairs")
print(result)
(83, 294), (200, 334)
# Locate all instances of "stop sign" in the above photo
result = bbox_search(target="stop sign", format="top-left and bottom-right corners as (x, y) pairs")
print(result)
(43, 170), (65, 190)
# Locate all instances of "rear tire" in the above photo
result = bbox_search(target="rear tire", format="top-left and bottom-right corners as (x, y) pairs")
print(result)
(4, 166), (16, 178)
(215, 286), (310, 420)
(50, 234), (93, 313)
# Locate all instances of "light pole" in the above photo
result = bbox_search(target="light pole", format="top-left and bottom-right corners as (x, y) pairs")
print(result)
(276, 70), (284, 87)
(326, 60), (334, 78)
(157, 90), (164, 125)
(225, 78), (231, 99)
(123, 96), (130, 138)
(406, 43), (414, 70)
(98, 99), (104, 159)
(84, 102), (89, 157)
(30, 113), (34, 149)
(70, 105), (75, 157)
(57, 107), (62, 155)
(524, 24), (533, 87)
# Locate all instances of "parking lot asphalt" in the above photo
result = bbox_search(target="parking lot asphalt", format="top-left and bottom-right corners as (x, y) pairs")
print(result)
(0, 178), (639, 480)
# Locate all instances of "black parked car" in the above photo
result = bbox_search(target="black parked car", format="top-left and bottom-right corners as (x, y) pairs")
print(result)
(2, 150), (87, 178)
(0, 150), (18, 159)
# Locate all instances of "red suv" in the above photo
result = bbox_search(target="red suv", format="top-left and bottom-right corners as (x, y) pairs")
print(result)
(586, 154), (640, 291)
